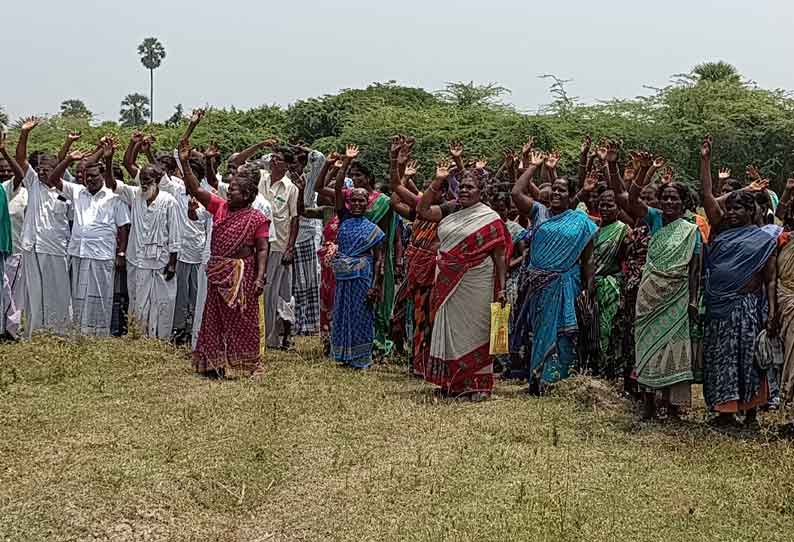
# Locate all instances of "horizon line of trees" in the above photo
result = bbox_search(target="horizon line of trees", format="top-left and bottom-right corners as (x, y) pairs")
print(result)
(3, 61), (794, 192)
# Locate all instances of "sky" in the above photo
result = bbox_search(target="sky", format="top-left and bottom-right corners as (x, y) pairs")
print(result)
(1, 0), (792, 123)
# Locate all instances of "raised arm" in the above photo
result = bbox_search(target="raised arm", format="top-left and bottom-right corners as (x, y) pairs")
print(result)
(335, 144), (358, 213)
(544, 150), (560, 182)
(15, 117), (42, 172)
(58, 131), (81, 162)
(392, 160), (421, 209)
(203, 142), (220, 190)
(416, 160), (450, 222)
(577, 135), (592, 185)
(449, 141), (465, 173)
(178, 136), (213, 210)
(123, 132), (144, 179)
(700, 136), (722, 228)
(140, 135), (156, 164)
(48, 150), (87, 192)
(102, 137), (119, 191)
(511, 151), (544, 216)
(317, 153), (340, 205)
(0, 132), (25, 190)
(228, 137), (277, 170)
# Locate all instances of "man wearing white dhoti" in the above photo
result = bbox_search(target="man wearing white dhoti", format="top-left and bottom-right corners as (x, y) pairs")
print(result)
(48, 147), (130, 336)
(0, 132), (27, 339)
(106, 162), (181, 339)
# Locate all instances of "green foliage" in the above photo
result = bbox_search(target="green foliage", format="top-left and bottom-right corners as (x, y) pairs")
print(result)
(435, 81), (511, 108)
(0, 105), (8, 129)
(119, 93), (150, 127)
(165, 104), (184, 128)
(8, 64), (794, 193)
(59, 99), (92, 119)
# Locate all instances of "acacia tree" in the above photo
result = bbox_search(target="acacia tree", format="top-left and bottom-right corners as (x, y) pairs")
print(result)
(137, 37), (166, 124)
(119, 93), (150, 127)
(435, 81), (511, 108)
(60, 99), (92, 119)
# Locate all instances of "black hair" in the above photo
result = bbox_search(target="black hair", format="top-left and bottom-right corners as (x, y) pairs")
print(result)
(656, 181), (695, 213)
(555, 177), (577, 195)
(753, 190), (772, 210)
(112, 163), (125, 182)
(722, 178), (743, 192)
(349, 161), (374, 186)
(725, 190), (756, 214)
(188, 157), (206, 179)
(234, 163), (261, 205)
(273, 146), (296, 164)
(140, 163), (165, 183)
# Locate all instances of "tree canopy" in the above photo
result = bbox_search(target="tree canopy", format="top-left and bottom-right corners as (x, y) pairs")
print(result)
(59, 99), (92, 119)
(119, 93), (150, 127)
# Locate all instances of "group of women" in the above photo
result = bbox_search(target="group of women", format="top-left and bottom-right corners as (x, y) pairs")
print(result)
(306, 132), (794, 424)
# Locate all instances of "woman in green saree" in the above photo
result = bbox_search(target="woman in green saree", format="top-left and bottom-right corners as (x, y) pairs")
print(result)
(627, 164), (703, 420)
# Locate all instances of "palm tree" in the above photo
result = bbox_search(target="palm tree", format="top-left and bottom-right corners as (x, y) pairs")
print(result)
(0, 105), (7, 129)
(692, 61), (742, 85)
(137, 37), (166, 123)
(119, 93), (151, 127)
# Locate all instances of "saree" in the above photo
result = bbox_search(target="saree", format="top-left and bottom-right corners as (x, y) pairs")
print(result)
(634, 218), (698, 399)
(513, 210), (597, 386)
(703, 226), (777, 411)
(365, 193), (397, 356)
(425, 202), (511, 396)
(777, 234), (794, 403)
(593, 220), (629, 377)
(331, 215), (385, 368)
(318, 208), (339, 339)
(405, 219), (439, 375)
(193, 204), (269, 375)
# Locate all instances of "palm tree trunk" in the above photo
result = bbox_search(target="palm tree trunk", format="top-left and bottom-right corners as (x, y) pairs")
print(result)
(149, 69), (154, 124)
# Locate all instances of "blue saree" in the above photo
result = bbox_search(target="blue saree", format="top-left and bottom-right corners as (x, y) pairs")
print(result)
(513, 209), (597, 385)
(331, 213), (386, 368)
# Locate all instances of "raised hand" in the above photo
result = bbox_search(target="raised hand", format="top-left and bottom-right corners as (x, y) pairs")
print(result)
(475, 159), (488, 170)
(178, 137), (191, 163)
(637, 151), (653, 169)
(20, 116), (42, 132)
(700, 136), (712, 159)
(397, 140), (412, 165)
(67, 131), (82, 144)
(623, 165), (636, 183)
(131, 131), (144, 144)
(436, 159), (451, 180)
(67, 150), (87, 162)
(652, 156), (666, 169)
(718, 167), (731, 180)
(204, 141), (220, 160)
(529, 150), (546, 167)
(405, 160), (419, 178)
(660, 166), (673, 185)
(545, 151), (560, 169)
(102, 136), (119, 159)
(596, 144), (608, 162)
(391, 135), (405, 158)
(261, 138), (278, 147)
(581, 135), (592, 154)
(503, 149), (517, 168)
(449, 141), (464, 159)
(522, 136), (536, 158)
(326, 150), (340, 163)
(189, 108), (205, 125)
(748, 178), (770, 192)
(605, 141), (620, 163)
(345, 144), (359, 160)
(746, 164), (761, 181)
(583, 171), (598, 192)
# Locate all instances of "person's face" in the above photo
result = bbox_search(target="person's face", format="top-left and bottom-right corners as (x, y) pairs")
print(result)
(549, 179), (570, 212)
(78, 163), (104, 194)
(639, 185), (658, 209)
(724, 199), (752, 228)
(35, 156), (56, 183)
(350, 189), (368, 216)
(270, 153), (288, 178)
(492, 199), (508, 220)
(140, 171), (160, 200)
(349, 166), (370, 190)
(458, 178), (481, 207)
(598, 191), (618, 223)
(156, 155), (176, 175)
(227, 177), (252, 208)
(0, 158), (12, 181)
(659, 186), (683, 219)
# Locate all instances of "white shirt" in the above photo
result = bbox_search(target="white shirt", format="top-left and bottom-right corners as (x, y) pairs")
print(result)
(19, 166), (72, 256)
(2, 179), (28, 256)
(258, 170), (298, 253)
(60, 183), (130, 261)
(297, 150), (325, 243)
(115, 183), (181, 269)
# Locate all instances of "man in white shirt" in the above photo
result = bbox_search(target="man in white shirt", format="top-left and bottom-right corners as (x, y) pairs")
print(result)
(257, 148), (299, 349)
(105, 162), (181, 339)
(0, 134), (27, 340)
(14, 118), (73, 337)
(291, 148), (324, 336)
(47, 148), (130, 336)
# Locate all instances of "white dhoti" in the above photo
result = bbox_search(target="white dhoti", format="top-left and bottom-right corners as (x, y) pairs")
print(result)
(191, 263), (208, 350)
(70, 257), (115, 337)
(3, 253), (24, 338)
(173, 261), (199, 335)
(127, 263), (177, 339)
(264, 251), (296, 348)
(23, 250), (72, 337)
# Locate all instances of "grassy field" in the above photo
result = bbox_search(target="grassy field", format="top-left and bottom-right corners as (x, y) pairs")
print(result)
(3, 335), (794, 542)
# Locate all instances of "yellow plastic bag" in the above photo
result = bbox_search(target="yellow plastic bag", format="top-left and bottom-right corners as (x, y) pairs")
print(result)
(489, 303), (511, 355)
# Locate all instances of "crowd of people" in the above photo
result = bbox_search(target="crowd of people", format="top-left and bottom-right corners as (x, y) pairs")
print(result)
(1, 109), (793, 426)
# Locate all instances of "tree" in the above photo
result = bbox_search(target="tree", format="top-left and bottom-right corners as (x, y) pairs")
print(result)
(119, 93), (150, 127)
(60, 99), (92, 119)
(165, 104), (184, 127)
(137, 37), (166, 124)
(691, 61), (742, 85)
(435, 81), (511, 108)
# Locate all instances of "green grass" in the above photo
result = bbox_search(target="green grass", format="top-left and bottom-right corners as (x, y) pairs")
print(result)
(2, 335), (794, 541)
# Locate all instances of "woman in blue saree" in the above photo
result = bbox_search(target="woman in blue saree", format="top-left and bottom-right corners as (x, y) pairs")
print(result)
(512, 150), (597, 392)
(330, 145), (386, 368)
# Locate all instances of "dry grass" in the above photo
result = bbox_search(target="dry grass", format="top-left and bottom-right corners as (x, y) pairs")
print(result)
(3, 335), (794, 541)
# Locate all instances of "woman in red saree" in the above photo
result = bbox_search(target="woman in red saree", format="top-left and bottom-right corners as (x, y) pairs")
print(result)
(178, 132), (270, 377)
(417, 162), (511, 400)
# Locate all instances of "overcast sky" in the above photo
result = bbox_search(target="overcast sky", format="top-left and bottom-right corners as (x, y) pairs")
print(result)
(1, 0), (791, 123)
